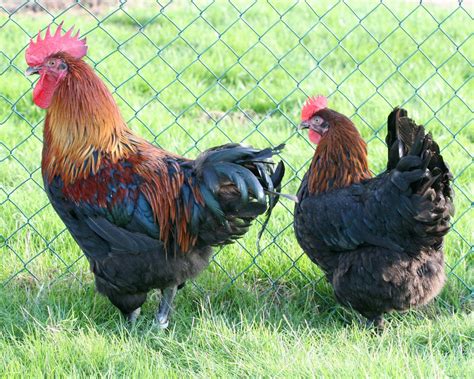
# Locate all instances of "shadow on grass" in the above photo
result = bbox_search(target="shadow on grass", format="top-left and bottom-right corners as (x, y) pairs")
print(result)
(1, 269), (469, 344)
(0, 273), (348, 338)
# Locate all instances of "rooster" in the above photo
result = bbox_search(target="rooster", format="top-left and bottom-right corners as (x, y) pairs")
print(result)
(294, 96), (454, 328)
(25, 23), (285, 327)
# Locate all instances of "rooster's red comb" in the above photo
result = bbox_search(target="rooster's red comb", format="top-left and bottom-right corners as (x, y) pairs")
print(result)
(301, 95), (328, 121)
(25, 22), (87, 66)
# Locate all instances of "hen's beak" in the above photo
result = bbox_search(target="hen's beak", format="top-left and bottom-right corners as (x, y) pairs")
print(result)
(298, 121), (310, 130)
(298, 121), (329, 135)
(25, 66), (41, 76)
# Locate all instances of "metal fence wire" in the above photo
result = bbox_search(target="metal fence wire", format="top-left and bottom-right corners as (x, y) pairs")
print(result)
(0, 1), (472, 305)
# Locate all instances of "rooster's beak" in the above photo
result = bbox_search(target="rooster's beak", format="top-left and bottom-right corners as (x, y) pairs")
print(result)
(25, 66), (41, 76)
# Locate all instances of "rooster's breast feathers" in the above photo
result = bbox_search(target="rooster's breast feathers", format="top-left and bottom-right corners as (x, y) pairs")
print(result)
(45, 142), (282, 258)
(45, 148), (182, 259)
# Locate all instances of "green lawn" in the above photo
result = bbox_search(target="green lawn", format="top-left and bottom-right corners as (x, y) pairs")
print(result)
(0, 1), (472, 376)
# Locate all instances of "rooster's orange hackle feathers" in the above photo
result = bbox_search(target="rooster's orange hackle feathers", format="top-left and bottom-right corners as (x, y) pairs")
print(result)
(42, 53), (197, 250)
(28, 23), (285, 325)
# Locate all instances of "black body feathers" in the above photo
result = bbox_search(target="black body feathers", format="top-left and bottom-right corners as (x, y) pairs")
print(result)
(46, 143), (284, 317)
(294, 108), (453, 324)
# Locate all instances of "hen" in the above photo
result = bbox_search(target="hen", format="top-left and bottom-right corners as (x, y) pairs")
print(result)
(294, 96), (454, 328)
(25, 24), (285, 327)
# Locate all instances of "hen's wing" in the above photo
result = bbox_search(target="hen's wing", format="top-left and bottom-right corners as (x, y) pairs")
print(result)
(296, 122), (453, 254)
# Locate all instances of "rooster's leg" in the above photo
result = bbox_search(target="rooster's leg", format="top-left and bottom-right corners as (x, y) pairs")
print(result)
(155, 285), (178, 329)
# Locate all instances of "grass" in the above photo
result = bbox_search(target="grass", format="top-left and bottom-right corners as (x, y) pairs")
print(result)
(0, 0), (473, 376)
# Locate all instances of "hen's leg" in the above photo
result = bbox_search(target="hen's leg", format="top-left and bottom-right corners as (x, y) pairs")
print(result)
(155, 285), (178, 329)
(126, 308), (141, 323)
(366, 315), (385, 331)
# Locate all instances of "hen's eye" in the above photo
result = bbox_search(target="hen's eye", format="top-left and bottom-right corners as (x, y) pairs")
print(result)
(313, 116), (324, 125)
(48, 60), (55, 66)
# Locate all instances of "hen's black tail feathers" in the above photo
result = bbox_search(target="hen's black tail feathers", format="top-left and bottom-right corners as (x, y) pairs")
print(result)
(387, 108), (453, 193)
(386, 108), (422, 169)
(192, 143), (285, 246)
(386, 108), (454, 245)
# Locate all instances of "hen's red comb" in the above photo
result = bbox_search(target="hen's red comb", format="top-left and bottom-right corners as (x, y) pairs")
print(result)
(301, 95), (328, 121)
(26, 22), (87, 66)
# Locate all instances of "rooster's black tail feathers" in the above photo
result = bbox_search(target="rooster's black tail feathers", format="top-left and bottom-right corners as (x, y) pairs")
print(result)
(192, 143), (285, 246)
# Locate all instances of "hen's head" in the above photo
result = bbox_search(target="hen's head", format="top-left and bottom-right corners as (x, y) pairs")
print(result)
(298, 95), (370, 193)
(298, 95), (354, 145)
(25, 23), (87, 109)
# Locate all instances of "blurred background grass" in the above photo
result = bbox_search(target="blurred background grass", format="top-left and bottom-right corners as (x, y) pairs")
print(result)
(0, 0), (472, 376)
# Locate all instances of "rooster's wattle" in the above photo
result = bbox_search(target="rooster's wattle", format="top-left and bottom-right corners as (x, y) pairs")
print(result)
(26, 24), (285, 327)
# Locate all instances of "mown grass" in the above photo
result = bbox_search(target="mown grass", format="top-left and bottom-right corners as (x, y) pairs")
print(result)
(0, 0), (472, 376)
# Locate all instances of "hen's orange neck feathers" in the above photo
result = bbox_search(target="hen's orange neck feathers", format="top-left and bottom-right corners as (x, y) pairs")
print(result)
(308, 113), (371, 194)
(42, 54), (139, 183)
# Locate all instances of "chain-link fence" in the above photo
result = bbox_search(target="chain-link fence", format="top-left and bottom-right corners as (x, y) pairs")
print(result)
(0, 1), (472, 306)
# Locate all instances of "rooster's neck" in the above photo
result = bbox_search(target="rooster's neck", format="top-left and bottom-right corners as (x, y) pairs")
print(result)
(42, 59), (140, 184)
(307, 123), (371, 195)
